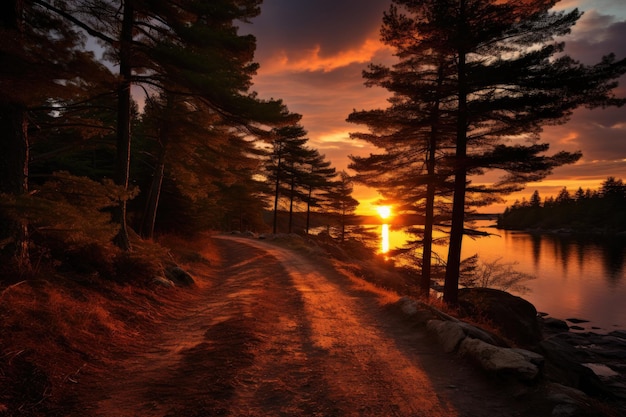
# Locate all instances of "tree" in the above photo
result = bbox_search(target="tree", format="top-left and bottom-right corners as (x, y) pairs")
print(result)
(323, 171), (359, 242)
(348, 12), (459, 295)
(266, 122), (310, 234)
(600, 177), (626, 201)
(35, 0), (294, 248)
(0, 0), (112, 267)
(555, 187), (571, 204)
(499, 177), (626, 232)
(301, 150), (337, 234)
(530, 190), (541, 208)
(373, 0), (625, 305)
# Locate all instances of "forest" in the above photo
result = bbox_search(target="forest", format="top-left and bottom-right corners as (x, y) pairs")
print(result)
(497, 177), (626, 233)
(0, 0), (359, 282)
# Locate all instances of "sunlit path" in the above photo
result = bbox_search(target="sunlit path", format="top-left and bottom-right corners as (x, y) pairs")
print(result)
(80, 235), (555, 417)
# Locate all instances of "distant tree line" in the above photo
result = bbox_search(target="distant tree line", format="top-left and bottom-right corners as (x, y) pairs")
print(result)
(498, 177), (626, 233)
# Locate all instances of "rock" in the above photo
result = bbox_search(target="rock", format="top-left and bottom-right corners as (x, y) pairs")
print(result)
(551, 403), (579, 417)
(427, 317), (509, 353)
(542, 317), (571, 333)
(153, 276), (175, 288)
(537, 336), (611, 397)
(427, 320), (466, 353)
(511, 348), (545, 367)
(609, 330), (626, 339)
(566, 318), (590, 324)
(458, 288), (542, 346)
(458, 337), (540, 381)
(397, 296), (419, 316)
(545, 383), (612, 417)
(165, 266), (195, 286)
(457, 321), (507, 347)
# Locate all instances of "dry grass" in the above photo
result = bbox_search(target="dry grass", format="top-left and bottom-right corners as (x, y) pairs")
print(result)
(0, 234), (218, 416)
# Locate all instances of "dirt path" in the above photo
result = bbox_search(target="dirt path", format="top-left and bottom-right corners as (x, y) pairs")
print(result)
(76, 236), (551, 417)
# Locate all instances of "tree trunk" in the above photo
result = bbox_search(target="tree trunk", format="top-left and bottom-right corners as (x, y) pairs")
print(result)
(140, 94), (174, 240)
(0, 0), (30, 269)
(420, 60), (445, 297)
(0, 104), (30, 269)
(421, 171), (435, 297)
(444, 7), (468, 305)
(272, 157), (281, 234)
(113, 0), (134, 251)
(340, 208), (346, 242)
(140, 155), (165, 240)
(288, 175), (295, 234)
(305, 186), (312, 234)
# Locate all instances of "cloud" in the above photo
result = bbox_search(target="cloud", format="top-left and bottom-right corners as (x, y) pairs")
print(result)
(562, 11), (626, 64)
(246, 0), (391, 63)
(542, 107), (626, 162)
(256, 38), (392, 74)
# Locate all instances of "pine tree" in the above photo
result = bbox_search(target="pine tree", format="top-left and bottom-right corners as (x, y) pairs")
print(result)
(530, 190), (541, 208)
(0, 0), (111, 267)
(301, 150), (336, 235)
(371, 0), (625, 304)
(266, 122), (310, 234)
(323, 172), (359, 242)
(34, 0), (294, 248)
(348, 10), (458, 295)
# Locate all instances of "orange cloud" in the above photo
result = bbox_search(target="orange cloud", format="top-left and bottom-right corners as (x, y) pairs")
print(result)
(260, 38), (391, 74)
(558, 131), (579, 145)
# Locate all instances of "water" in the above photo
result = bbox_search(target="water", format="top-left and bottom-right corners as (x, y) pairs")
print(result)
(386, 221), (626, 332)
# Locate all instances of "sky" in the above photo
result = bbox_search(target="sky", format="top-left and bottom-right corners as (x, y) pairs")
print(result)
(242, 0), (626, 215)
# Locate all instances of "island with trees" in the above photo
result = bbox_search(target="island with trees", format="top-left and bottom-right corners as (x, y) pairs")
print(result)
(498, 177), (626, 234)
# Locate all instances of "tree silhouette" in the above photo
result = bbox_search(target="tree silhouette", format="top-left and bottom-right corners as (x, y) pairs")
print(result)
(358, 0), (625, 304)
(0, 0), (112, 268)
(323, 172), (359, 242)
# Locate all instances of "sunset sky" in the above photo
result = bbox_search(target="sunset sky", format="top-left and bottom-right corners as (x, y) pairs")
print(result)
(242, 0), (626, 214)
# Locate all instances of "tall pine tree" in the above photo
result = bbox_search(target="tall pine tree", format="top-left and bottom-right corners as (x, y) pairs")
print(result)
(355, 0), (625, 304)
(0, 0), (111, 267)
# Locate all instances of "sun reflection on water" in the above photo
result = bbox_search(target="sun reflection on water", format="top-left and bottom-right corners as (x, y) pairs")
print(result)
(376, 206), (392, 254)
(381, 224), (390, 254)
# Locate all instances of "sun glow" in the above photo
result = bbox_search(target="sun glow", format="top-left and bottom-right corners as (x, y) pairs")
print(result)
(376, 205), (392, 220)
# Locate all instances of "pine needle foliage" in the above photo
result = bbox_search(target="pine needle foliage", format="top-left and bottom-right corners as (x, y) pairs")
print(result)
(1, 171), (135, 252)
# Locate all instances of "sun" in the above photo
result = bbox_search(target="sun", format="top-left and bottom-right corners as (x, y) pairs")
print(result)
(376, 205), (392, 220)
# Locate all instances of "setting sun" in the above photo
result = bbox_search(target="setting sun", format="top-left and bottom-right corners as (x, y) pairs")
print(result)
(376, 205), (392, 220)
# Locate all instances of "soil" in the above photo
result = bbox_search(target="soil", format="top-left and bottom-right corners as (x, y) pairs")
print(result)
(60, 235), (569, 416)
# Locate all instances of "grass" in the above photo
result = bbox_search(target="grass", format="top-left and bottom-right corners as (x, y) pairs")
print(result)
(0, 234), (216, 416)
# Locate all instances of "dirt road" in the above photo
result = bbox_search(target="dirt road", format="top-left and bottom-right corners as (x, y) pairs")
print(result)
(79, 236), (552, 417)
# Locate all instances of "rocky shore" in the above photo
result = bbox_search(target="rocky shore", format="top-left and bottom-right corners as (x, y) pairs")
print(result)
(394, 289), (626, 416)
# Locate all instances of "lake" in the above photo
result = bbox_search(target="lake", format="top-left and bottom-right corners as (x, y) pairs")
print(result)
(385, 221), (626, 332)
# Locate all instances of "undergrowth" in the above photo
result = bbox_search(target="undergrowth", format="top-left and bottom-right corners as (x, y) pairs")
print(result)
(0, 233), (214, 416)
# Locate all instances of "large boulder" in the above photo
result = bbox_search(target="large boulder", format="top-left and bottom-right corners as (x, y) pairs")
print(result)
(537, 332), (626, 401)
(458, 288), (542, 346)
(458, 337), (541, 381)
(427, 320), (466, 353)
(427, 319), (506, 352)
(538, 335), (612, 398)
